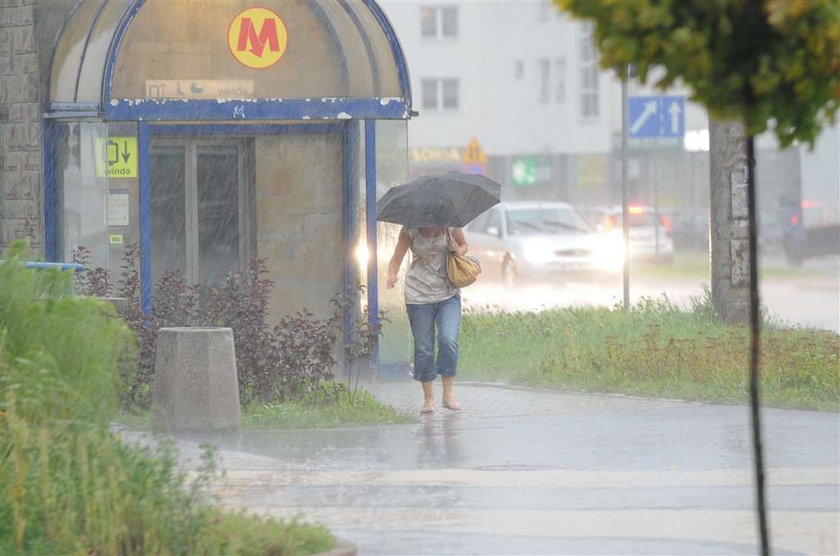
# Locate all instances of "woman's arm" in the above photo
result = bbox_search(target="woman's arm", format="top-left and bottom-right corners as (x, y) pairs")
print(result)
(451, 227), (469, 256)
(387, 230), (412, 288)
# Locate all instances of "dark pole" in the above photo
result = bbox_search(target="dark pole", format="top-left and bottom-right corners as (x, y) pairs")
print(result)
(746, 135), (770, 555)
(621, 75), (630, 310)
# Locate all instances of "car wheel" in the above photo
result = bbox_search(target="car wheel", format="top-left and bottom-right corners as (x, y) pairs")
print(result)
(502, 258), (517, 287)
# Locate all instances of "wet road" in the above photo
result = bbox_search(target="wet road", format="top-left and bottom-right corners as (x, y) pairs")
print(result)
(171, 384), (839, 555)
(461, 271), (840, 333)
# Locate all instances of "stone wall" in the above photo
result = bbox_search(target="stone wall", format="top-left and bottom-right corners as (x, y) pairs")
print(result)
(0, 0), (73, 252)
(0, 0), (41, 250)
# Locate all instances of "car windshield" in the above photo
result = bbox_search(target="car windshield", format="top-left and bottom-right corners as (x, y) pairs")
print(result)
(506, 208), (593, 235)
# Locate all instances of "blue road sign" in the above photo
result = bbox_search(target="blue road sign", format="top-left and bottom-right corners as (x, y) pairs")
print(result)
(628, 95), (685, 138)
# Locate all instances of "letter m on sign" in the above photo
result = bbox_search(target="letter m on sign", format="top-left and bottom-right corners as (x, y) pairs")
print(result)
(237, 17), (279, 57)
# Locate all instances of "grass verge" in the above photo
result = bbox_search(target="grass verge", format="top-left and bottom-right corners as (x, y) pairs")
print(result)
(243, 385), (414, 429)
(459, 297), (839, 411)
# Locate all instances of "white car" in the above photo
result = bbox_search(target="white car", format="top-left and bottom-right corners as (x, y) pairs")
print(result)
(464, 201), (622, 285)
(583, 205), (675, 264)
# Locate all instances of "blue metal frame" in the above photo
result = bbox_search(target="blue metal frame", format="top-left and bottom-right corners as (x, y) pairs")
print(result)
(42, 118), (57, 262)
(101, 0), (144, 110)
(149, 123), (343, 136)
(25, 261), (86, 272)
(105, 98), (410, 121)
(364, 119), (379, 368)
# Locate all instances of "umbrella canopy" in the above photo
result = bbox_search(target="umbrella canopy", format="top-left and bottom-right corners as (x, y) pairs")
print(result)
(376, 171), (501, 228)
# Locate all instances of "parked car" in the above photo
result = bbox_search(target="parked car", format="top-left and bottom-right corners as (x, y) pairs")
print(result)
(782, 198), (840, 266)
(582, 205), (675, 264)
(464, 201), (622, 285)
(672, 209), (710, 251)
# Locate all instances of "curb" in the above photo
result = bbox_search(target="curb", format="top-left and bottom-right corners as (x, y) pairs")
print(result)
(314, 540), (357, 556)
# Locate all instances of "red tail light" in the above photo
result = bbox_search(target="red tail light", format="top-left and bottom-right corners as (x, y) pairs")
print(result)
(790, 214), (800, 225)
(661, 214), (673, 235)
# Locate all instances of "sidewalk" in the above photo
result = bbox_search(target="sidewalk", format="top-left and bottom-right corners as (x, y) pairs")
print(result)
(147, 382), (839, 555)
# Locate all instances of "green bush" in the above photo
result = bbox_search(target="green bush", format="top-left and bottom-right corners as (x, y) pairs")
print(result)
(0, 244), (334, 554)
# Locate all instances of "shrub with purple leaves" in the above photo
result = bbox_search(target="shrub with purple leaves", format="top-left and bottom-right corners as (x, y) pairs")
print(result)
(73, 246), (385, 407)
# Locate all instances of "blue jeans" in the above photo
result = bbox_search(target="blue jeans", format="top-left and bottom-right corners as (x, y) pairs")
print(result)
(406, 294), (461, 382)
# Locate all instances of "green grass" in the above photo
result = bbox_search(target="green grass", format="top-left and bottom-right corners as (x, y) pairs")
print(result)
(0, 244), (335, 555)
(459, 297), (840, 411)
(244, 385), (414, 429)
(115, 384), (414, 431)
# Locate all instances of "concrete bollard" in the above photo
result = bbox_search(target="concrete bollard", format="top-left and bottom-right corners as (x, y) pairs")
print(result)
(153, 327), (241, 431)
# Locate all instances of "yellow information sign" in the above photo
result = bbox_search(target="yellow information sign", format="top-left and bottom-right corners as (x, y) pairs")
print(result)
(95, 137), (137, 178)
(228, 7), (288, 69)
(461, 137), (488, 164)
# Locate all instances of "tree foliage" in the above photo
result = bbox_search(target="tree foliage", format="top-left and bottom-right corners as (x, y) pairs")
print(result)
(557, 0), (839, 146)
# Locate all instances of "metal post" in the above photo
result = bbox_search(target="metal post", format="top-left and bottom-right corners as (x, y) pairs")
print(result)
(746, 135), (770, 555)
(621, 76), (630, 310)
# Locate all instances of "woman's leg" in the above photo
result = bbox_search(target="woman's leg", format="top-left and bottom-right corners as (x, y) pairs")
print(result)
(407, 303), (437, 412)
(435, 295), (462, 409)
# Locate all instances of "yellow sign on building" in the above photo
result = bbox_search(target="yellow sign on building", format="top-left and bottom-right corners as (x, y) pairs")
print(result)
(95, 137), (138, 178)
(228, 7), (288, 69)
(461, 137), (488, 164)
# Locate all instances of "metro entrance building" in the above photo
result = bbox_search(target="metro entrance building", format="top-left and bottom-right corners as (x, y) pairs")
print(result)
(34, 0), (413, 366)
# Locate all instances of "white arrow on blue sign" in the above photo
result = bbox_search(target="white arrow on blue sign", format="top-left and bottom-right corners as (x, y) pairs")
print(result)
(628, 95), (685, 138)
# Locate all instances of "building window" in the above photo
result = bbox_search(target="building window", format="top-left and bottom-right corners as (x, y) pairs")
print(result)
(579, 28), (599, 118)
(514, 60), (524, 80)
(420, 6), (458, 39)
(421, 78), (459, 111)
(554, 58), (566, 102)
(421, 79), (439, 110)
(442, 78), (459, 109)
(538, 58), (551, 103)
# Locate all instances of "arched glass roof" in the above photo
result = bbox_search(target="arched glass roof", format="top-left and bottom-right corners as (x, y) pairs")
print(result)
(49, 0), (412, 118)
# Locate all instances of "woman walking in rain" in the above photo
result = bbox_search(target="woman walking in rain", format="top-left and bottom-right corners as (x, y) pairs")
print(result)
(387, 226), (468, 413)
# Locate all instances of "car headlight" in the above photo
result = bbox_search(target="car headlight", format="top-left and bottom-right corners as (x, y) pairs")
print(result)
(594, 232), (625, 271)
(521, 240), (554, 264)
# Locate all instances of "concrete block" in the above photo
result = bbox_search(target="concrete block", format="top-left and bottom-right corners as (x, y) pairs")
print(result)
(153, 327), (241, 431)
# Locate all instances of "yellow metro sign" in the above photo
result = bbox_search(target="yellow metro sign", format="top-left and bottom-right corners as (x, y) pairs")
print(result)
(228, 8), (288, 69)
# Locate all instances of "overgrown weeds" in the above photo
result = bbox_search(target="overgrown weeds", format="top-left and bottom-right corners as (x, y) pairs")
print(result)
(460, 295), (840, 411)
(1, 243), (334, 554)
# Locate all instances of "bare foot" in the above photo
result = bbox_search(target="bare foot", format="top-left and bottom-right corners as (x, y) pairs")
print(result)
(420, 400), (435, 414)
(442, 399), (461, 411)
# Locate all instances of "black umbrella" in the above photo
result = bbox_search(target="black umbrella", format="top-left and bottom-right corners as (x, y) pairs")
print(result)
(376, 171), (501, 228)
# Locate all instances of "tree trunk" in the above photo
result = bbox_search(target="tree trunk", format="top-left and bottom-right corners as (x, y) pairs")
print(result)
(709, 119), (750, 324)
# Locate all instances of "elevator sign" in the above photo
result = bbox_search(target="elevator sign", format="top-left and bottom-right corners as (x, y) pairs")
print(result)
(228, 8), (288, 69)
(94, 137), (137, 178)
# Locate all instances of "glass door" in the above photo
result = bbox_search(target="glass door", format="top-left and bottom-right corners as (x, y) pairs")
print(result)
(150, 139), (250, 287)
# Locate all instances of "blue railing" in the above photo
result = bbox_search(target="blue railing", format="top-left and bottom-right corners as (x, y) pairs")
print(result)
(24, 262), (86, 272)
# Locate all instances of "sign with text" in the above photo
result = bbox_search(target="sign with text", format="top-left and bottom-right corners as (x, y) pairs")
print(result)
(107, 191), (130, 226)
(95, 137), (137, 178)
(144, 80), (255, 99)
(628, 95), (685, 138)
